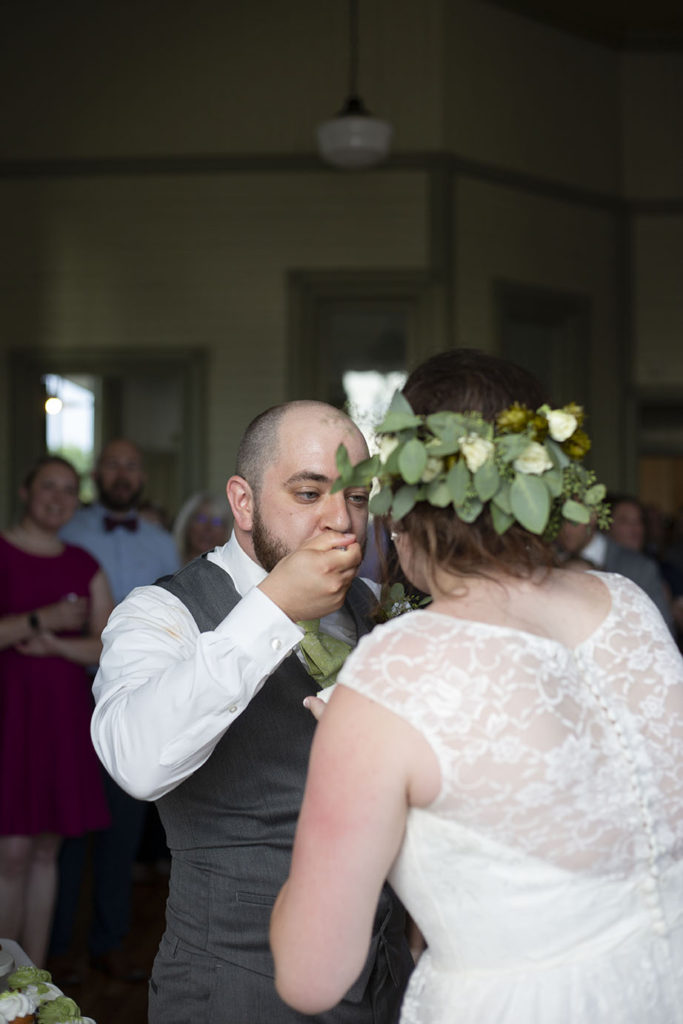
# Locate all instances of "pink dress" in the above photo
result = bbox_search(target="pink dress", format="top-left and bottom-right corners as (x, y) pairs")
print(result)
(0, 536), (111, 836)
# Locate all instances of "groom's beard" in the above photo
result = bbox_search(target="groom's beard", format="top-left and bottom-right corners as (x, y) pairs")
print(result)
(251, 504), (290, 573)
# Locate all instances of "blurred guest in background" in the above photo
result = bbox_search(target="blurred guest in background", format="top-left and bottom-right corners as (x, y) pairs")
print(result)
(607, 494), (646, 553)
(49, 439), (179, 983)
(556, 512), (674, 633)
(0, 456), (113, 966)
(138, 500), (172, 532)
(172, 492), (231, 565)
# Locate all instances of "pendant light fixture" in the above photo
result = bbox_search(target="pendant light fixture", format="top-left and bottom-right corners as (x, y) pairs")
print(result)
(317, 0), (393, 169)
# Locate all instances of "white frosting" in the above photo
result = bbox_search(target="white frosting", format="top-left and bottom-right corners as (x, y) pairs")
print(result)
(0, 988), (37, 1018)
(24, 982), (61, 1004)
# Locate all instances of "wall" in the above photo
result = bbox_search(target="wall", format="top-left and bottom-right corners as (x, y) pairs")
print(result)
(622, 51), (683, 395)
(444, 2), (620, 194)
(0, 170), (427, 509)
(1, 0), (682, 522)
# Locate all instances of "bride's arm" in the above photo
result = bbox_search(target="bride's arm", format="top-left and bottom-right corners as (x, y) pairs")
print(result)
(270, 683), (437, 1015)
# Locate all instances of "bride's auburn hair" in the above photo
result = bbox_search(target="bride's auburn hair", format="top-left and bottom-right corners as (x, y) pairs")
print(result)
(396, 349), (556, 582)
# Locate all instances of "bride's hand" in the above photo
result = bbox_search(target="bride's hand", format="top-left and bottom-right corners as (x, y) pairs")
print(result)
(303, 695), (327, 722)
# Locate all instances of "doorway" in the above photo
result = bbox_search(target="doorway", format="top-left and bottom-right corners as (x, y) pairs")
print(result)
(9, 348), (206, 523)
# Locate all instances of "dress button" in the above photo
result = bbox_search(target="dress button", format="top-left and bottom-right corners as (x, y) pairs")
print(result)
(228, 704), (238, 713)
(271, 637), (282, 651)
(642, 877), (657, 893)
(653, 921), (667, 936)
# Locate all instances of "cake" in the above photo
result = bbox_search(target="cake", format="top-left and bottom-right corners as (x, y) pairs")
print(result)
(0, 988), (37, 1023)
(6, 971), (60, 1007)
(35, 997), (95, 1024)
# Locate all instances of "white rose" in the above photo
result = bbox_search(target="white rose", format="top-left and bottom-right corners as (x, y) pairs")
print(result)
(377, 434), (400, 464)
(421, 455), (444, 482)
(459, 434), (494, 474)
(546, 409), (577, 442)
(514, 441), (553, 475)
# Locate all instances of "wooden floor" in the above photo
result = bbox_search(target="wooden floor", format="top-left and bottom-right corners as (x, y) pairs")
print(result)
(54, 871), (168, 1024)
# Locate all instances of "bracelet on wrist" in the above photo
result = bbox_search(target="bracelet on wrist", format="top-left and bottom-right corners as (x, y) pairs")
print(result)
(28, 611), (41, 633)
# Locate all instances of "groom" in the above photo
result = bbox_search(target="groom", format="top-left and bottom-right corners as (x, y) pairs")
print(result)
(90, 400), (413, 1023)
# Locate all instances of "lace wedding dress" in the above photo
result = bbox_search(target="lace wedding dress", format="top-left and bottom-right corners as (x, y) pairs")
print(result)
(339, 573), (683, 1023)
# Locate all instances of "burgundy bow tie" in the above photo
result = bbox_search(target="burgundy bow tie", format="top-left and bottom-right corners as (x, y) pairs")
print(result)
(104, 515), (138, 533)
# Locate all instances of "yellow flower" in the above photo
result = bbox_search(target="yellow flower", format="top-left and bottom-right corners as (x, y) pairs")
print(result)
(529, 414), (549, 442)
(562, 428), (591, 460)
(496, 403), (531, 433)
(564, 402), (585, 427)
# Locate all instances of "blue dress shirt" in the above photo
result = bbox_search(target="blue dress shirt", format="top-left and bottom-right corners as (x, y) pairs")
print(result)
(61, 502), (180, 605)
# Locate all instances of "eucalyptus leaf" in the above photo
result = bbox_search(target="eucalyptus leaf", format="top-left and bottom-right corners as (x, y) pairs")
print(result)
(497, 434), (530, 463)
(348, 454), (379, 486)
(492, 482), (512, 514)
(383, 446), (401, 474)
(542, 466), (564, 498)
(369, 487), (393, 516)
(491, 503), (514, 535)
(446, 458), (470, 505)
(510, 474), (551, 534)
(377, 392), (423, 432)
(335, 443), (352, 477)
(398, 438), (428, 485)
(425, 414), (461, 453)
(426, 479), (453, 507)
(455, 498), (483, 524)
(474, 459), (500, 501)
(546, 438), (570, 469)
(425, 435), (460, 456)
(562, 499), (591, 524)
(391, 484), (418, 520)
(584, 483), (606, 506)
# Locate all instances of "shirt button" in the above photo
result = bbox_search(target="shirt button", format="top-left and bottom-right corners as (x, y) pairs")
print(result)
(271, 637), (282, 651)
(228, 705), (238, 713)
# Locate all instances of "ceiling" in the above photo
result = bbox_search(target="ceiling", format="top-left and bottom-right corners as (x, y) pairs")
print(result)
(486, 0), (683, 49)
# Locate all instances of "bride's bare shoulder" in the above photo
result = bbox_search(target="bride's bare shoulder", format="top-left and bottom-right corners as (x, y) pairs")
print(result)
(540, 567), (614, 643)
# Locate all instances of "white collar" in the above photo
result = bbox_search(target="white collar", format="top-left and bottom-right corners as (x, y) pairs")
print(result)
(581, 531), (607, 567)
(207, 532), (266, 597)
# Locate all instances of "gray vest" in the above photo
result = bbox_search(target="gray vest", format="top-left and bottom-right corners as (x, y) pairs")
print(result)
(155, 556), (409, 1001)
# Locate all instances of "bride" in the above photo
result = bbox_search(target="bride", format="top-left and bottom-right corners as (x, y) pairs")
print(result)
(271, 349), (683, 1023)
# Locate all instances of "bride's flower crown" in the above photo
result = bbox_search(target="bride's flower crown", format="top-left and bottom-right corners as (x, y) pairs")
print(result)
(334, 393), (610, 538)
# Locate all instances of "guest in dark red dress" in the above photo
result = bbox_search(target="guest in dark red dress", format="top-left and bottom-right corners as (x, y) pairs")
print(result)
(0, 456), (113, 966)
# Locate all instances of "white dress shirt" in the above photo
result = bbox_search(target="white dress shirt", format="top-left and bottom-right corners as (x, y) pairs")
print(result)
(91, 533), (376, 801)
(580, 532), (608, 567)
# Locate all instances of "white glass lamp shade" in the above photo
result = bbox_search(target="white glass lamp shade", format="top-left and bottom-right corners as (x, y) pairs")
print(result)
(317, 96), (392, 169)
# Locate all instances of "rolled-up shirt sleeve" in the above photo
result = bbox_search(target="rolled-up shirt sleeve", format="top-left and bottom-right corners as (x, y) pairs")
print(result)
(91, 583), (302, 801)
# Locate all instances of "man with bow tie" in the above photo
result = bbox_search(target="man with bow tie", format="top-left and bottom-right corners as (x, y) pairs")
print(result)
(61, 439), (180, 606)
(50, 438), (179, 983)
(90, 403), (413, 1023)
